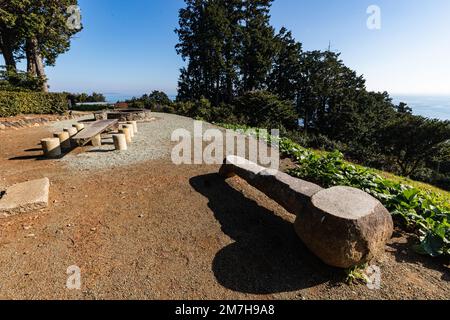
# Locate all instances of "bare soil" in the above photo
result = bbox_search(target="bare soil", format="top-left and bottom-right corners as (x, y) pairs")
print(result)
(0, 121), (448, 300)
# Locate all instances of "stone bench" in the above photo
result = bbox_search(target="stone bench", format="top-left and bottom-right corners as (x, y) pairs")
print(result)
(220, 155), (394, 268)
(71, 119), (119, 147)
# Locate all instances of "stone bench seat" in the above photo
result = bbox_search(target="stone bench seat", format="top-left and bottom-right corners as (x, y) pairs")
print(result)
(71, 119), (119, 146)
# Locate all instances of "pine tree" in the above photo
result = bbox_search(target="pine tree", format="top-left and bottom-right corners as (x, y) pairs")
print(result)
(176, 0), (242, 104)
(239, 0), (276, 93)
(268, 27), (302, 102)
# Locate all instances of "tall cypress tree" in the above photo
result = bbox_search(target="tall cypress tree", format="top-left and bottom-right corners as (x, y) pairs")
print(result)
(176, 0), (207, 101)
(176, 0), (242, 104)
(268, 27), (302, 101)
(239, 0), (276, 93)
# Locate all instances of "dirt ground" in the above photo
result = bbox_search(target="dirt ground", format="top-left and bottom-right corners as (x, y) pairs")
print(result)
(0, 121), (448, 300)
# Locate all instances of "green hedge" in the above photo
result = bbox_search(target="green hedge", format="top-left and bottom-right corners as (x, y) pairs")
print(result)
(0, 91), (68, 117)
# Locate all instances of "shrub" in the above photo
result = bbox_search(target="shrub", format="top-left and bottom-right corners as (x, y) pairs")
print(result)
(0, 68), (45, 92)
(173, 97), (213, 121)
(211, 103), (239, 124)
(232, 91), (298, 131)
(123, 91), (173, 111)
(0, 91), (68, 117)
(287, 131), (347, 152)
(147, 91), (172, 110)
(65, 92), (106, 105)
(69, 104), (112, 112)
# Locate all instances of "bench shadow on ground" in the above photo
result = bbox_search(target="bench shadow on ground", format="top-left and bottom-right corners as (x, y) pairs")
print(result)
(9, 145), (72, 161)
(190, 173), (342, 295)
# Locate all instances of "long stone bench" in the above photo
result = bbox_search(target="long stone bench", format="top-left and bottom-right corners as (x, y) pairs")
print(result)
(220, 155), (394, 269)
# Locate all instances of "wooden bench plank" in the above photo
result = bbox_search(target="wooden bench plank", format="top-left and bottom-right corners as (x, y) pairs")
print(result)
(72, 119), (119, 145)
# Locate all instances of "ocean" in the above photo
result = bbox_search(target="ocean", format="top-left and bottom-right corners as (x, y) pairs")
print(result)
(392, 95), (450, 121)
(105, 93), (177, 104)
(105, 93), (450, 121)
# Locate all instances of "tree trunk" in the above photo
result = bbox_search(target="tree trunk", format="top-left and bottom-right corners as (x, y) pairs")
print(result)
(26, 38), (48, 92)
(0, 33), (17, 72)
(26, 41), (37, 75)
(34, 52), (48, 93)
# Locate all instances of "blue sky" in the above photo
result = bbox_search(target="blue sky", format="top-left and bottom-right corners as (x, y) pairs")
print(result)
(7, 0), (450, 97)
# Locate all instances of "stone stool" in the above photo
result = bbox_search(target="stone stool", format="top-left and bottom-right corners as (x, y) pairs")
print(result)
(41, 138), (62, 158)
(113, 134), (127, 151)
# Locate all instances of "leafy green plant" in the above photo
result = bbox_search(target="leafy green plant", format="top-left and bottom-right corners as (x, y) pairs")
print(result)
(345, 264), (369, 285)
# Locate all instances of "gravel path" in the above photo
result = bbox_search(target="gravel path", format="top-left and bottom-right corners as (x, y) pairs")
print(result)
(53, 113), (217, 171)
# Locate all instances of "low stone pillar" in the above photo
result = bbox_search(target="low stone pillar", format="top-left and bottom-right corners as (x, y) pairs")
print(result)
(119, 127), (132, 144)
(92, 134), (102, 147)
(219, 155), (394, 269)
(113, 134), (127, 151)
(64, 127), (78, 138)
(123, 124), (135, 138)
(41, 138), (62, 158)
(53, 131), (71, 149)
(127, 121), (138, 134)
(294, 186), (394, 269)
(73, 123), (85, 131)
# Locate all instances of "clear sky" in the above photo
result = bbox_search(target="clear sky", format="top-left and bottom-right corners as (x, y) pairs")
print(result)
(7, 0), (450, 97)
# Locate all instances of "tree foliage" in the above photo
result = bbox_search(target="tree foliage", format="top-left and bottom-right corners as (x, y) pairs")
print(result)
(175, 0), (450, 187)
(0, 0), (82, 91)
(232, 90), (298, 130)
(377, 115), (450, 177)
(124, 91), (172, 110)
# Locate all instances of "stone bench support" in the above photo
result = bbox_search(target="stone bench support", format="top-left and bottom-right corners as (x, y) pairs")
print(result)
(64, 127), (78, 138)
(113, 134), (127, 151)
(54, 132), (71, 149)
(127, 121), (138, 134)
(73, 123), (85, 132)
(119, 127), (132, 144)
(91, 134), (102, 147)
(41, 138), (62, 158)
